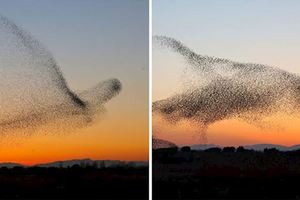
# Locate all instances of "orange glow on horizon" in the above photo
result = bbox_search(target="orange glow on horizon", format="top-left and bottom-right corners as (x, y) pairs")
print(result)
(154, 114), (300, 147)
(0, 112), (148, 165)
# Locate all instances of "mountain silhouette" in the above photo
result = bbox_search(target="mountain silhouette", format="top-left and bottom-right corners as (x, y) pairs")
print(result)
(0, 159), (148, 168)
(190, 144), (221, 150)
(0, 162), (23, 168)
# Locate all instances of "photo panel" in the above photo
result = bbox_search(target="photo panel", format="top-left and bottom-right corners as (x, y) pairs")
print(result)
(153, 0), (300, 199)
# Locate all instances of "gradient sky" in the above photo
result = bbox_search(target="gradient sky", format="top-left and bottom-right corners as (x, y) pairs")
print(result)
(0, 0), (148, 165)
(153, 0), (300, 146)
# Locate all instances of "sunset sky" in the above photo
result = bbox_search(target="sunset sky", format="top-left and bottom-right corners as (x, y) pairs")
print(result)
(153, 0), (300, 147)
(0, 0), (148, 165)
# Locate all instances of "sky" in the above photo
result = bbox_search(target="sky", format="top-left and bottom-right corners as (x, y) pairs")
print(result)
(0, 0), (148, 165)
(153, 0), (300, 146)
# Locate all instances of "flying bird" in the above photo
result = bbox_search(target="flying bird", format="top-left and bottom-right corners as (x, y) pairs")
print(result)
(0, 15), (121, 133)
(153, 36), (300, 133)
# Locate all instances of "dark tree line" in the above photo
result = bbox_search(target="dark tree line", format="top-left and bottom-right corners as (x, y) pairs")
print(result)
(0, 166), (148, 199)
(153, 146), (300, 199)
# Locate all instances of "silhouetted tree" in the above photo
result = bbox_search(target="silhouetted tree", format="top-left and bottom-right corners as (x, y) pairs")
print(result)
(13, 166), (24, 171)
(264, 148), (279, 154)
(92, 161), (98, 168)
(223, 147), (236, 153)
(155, 147), (178, 154)
(71, 164), (80, 169)
(181, 146), (191, 152)
(80, 161), (86, 168)
(153, 147), (300, 199)
(99, 161), (105, 168)
(205, 147), (222, 153)
(236, 146), (246, 152)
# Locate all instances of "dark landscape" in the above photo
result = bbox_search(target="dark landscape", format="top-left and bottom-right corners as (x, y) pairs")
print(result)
(153, 144), (300, 200)
(0, 159), (148, 199)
